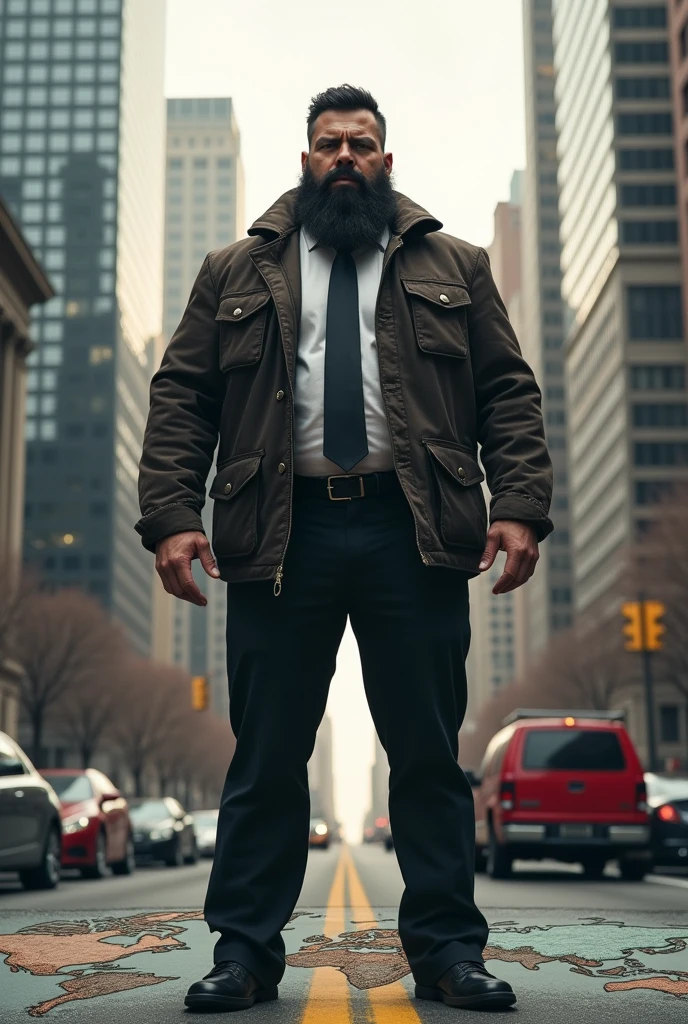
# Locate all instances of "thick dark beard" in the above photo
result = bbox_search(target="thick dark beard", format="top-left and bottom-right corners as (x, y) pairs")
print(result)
(294, 162), (396, 250)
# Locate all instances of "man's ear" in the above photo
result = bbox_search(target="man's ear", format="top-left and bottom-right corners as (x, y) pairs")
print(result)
(384, 152), (393, 175)
(301, 151), (309, 172)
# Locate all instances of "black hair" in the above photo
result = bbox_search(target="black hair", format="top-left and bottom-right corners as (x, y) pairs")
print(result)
(306, 84), (387, 149)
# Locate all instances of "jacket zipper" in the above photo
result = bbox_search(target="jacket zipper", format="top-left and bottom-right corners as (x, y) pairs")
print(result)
(376, 236), (429, 567)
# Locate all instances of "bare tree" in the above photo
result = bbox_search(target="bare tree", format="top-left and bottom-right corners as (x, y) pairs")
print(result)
(14, 588), (124, 766)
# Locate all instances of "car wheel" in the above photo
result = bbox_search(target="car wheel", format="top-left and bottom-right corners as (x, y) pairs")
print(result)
(184, 838), (200, 865)
(111, 835), (136, 876)
(81, 830), (109, 879)
(582, 856), (607, 880)
(19, 827), (61, 891)
(487, 826), (512, 879)
(619, 859), (647, 882)
(165, 839), (184, 868)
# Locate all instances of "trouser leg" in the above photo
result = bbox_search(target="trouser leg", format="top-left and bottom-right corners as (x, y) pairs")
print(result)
(347, 489), (489, 986)
(203, 498), (348, 986)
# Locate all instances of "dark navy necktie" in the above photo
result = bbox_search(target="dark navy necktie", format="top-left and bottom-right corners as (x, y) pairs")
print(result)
(323, 249), (369, 472)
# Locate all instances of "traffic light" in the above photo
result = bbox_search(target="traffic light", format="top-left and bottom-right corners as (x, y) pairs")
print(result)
(643, 601), (666, 652)
(191, 675), (209, 711)
(621, 602), (642, 651)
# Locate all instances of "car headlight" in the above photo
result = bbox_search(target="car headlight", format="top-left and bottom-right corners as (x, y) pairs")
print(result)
(150, 827), (174, 841)
(63, 815), (90, 834)
(314, 823), (328, 836)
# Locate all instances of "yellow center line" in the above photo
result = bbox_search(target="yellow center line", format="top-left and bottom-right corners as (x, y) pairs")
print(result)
(342, 845), (423, 1023)
(300, 844), (352, 1023)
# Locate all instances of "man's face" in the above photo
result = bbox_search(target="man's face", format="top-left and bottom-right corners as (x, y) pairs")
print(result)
(301, 109), (393, 187)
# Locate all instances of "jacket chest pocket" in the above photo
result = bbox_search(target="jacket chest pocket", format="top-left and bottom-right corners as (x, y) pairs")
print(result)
(402, 279), (471, 358)
(423, 438), (486, 550)
(209, 450), (265, 557)
(215, 291), (272, 371)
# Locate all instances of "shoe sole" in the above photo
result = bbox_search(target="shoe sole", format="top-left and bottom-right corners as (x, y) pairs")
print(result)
(184, 987), (278, 1012)
(415, 984), (516, 1010)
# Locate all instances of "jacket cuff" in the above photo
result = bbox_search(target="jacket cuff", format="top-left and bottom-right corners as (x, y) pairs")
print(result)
(135, 503), (205, 553)
(490, 492), (554, 542)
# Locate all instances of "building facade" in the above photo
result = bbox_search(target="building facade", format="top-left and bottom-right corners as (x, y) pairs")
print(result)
(553, 0), (688, 618)
(0, 195), (53, 738)
(668, 0), (688, 335)
(308, 714), (336, 826)
(163, 97), (245, 715)
(520, 0), (573, 659)
(0, 0), (167, 656)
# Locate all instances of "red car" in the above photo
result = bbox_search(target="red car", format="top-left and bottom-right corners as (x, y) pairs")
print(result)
(40, 768), (135, 879)
(472, 710), (651, 881)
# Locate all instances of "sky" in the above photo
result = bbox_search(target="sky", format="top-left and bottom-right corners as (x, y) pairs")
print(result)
(165, 0), (527, 841)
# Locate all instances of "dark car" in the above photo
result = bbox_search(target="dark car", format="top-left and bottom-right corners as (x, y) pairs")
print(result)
(40, 769), (135, 879)
(129, 797), (199, 867)
(193, 809), (219, 857)
(645, 773), (688, 869)
(0, 731), (62, 890)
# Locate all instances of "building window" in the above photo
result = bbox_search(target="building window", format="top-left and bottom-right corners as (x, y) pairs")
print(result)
(618, 148), (674, 171)
(614, 41), (668, 63)
(613, 7), (667, 29)
(617, 112), (673, 135)
(632, 403), (688, 427)
(627, 286), (683, 338)
(620, 184), (676, 206)
(620, 220), (678, 244)
(631, 365), (686, 390)
(616, 76), (670, 100)
(634, 442), (688, 465)
(635, 480), (673, 505)
(659, 705), (680, 744)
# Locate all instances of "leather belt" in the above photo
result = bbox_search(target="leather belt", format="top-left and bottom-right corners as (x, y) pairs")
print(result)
(294, 471), (401, 501)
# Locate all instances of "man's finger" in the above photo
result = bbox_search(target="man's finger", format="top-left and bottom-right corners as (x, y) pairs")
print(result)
(196, 536), (221, 579)
(479, 530), (501, 571)
(157, 563), (184, 599)
(172, 556), (207, 607)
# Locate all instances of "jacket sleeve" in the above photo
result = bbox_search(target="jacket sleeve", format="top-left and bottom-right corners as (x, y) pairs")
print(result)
(467, 247), (553, 541)
(135, 254), (223, 553)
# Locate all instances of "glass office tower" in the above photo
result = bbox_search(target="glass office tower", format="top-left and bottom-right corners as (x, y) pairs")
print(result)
(0, 0), (166, 655)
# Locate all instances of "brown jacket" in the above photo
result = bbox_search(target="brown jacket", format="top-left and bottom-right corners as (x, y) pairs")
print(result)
(136, 190), (553, 588)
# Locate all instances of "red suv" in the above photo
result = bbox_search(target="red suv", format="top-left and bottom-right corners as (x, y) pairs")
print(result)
(472, 710), (651, 881)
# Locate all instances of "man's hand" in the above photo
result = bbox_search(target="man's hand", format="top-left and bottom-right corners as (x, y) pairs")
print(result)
(479, 520), (539, 595)
(156, 531), (220, 607)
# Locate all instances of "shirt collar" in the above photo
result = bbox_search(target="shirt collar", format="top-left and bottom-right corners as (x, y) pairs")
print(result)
(302, 225), (390, 254)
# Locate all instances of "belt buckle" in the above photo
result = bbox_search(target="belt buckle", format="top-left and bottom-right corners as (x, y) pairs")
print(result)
(327, 474), (365, 501)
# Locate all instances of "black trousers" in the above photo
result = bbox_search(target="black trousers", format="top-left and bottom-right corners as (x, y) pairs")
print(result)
(204, 476), (489, 987)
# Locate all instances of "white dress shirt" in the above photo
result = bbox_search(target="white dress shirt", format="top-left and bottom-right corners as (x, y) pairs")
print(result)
(294, 226), (395, 477)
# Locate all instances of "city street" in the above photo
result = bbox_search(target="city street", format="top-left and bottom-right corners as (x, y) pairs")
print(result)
(2, 845), (688, 1022)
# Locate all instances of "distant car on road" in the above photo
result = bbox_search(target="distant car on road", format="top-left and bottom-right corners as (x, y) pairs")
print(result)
(0, 731), (62, 890)
(40, 768), (135, 879)
(645, 772), (688, 869)
(129, 797), (199, 867)
(309, 817), (331, 849)
(472, 710), (651, 881)
(193, 808), (219, 857)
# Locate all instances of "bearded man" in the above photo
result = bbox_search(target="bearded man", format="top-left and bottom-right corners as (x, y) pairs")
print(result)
(136, 85), (552, 1013)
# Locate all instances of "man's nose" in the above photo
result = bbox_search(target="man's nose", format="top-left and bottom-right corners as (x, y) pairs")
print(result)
(336, 144), (354, 166)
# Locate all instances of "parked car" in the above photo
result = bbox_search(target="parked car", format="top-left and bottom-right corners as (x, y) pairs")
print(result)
(472, 710), (651, 881)
(129, 797), (199, 866)
(193, 808), (219, 857)
(309, 817), (331, 849)
(40, 768), (135, 879)
(645, 772), (688, 869)
(0, 731), (62, 890)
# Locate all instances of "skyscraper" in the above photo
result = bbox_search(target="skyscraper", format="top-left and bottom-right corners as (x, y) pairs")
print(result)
(668, 0), (688, 335)
(308, 714), (335, 826)
(162, 98), (245, 714)
(520, 0), (572, 656)
(553, 0), (688, 617)
(0, 0), (167, 655)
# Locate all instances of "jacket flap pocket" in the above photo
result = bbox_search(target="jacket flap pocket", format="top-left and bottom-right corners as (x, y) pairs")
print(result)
(209, 450), (265, 501)
(402, 279), (471, 309)
(216, 291), (271, 322)
(424, 440), (484, 486)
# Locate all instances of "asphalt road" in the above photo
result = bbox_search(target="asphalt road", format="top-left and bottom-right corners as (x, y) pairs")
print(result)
(1, 846), (688, 1022)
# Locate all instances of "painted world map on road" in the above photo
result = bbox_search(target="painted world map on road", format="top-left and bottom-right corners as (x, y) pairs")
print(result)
(0, 911), (687, 1016)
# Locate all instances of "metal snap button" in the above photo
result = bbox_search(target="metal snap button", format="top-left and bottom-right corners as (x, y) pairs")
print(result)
(439, 293), (450, 304)
(278, 462), (286, 474)
(223, 482), (232, 494)
(233, 307), (242, 317)
(457, 467), (466, 481)
(276, 390), (285, 401)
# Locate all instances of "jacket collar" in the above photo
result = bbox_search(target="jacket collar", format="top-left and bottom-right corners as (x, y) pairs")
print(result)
(248, 188), (443, 242)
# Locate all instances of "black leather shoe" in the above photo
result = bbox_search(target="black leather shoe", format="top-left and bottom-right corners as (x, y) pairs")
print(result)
(416, 961), (516, 1010)
(184, 961), (278, 1012)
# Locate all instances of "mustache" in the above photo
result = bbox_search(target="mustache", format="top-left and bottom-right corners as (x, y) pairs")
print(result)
(320, 166), (368, 189)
